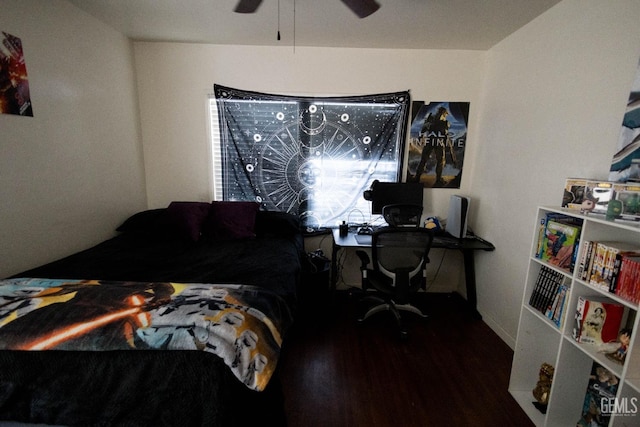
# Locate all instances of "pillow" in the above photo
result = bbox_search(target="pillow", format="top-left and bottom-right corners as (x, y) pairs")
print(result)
(255, 210), (301, 237)
(204, 201), (260, 240)
(166, 201), (212, 242)
(116, 209), (169, 234)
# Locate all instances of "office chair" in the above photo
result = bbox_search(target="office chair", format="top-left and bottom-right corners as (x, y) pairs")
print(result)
(355, 227), (434, 338)
(382, 204), (423, 227)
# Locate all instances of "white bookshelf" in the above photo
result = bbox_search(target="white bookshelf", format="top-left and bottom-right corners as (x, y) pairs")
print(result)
(509, 206), (640, 427)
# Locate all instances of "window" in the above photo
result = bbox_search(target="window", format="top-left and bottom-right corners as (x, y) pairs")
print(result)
(209, 85), (410, 229)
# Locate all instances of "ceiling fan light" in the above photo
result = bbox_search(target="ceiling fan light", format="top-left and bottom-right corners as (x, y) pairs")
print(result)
(234, 0), (263, 13)
(340, 0), (380, 18)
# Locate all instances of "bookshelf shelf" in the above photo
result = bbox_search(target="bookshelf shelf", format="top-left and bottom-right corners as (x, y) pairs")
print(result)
(562, 337), (625, 379)
(511, 389), (548, 426)
(576, 278), (639, 310)
(624, 377), (640, 394)
(510, 206), (640, 427)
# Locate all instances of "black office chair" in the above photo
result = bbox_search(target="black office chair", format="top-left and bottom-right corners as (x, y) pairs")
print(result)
(382, 203), (423, 227)
(355, 227), (434, 338)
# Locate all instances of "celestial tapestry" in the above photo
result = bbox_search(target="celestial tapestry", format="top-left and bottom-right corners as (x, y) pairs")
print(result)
(405, 101), (470, 188)
(214, 85), (410, 228)
(609, 56), (640, 182)
(0, 31), (33, 116)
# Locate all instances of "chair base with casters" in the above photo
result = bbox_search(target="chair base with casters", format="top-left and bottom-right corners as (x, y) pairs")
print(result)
(355, 227), (434, 338)
(357, 293), (428, 338)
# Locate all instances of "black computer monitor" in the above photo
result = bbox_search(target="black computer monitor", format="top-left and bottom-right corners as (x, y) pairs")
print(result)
(367, 181), (424, 214)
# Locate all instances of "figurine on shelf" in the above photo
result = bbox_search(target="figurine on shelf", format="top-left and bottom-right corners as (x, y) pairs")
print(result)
(579, 191), (598, 214)
(605, 328), (632, 365)
(532, 362), (554, 413)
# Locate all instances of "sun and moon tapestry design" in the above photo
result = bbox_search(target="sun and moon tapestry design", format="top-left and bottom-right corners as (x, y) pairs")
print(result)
(214, 85), (410, 228)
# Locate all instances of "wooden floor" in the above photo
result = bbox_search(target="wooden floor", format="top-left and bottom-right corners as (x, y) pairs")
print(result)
(278, 291), (535, 427)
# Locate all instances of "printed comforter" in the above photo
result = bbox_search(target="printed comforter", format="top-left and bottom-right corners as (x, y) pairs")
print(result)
(0, 278), (293, 392)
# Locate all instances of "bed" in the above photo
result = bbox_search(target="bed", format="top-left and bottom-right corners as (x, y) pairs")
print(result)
(0, 201), (304, 426)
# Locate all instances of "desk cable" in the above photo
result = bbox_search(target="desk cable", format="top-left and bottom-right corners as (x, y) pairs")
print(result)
(424, 247), (447, 292)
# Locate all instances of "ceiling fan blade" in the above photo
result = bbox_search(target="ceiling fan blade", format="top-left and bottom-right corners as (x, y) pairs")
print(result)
(340, 0), (380, 18)
(234, 0), (263, 13)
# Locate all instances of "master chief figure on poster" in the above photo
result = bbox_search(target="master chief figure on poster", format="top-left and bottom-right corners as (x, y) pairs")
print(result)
(409, 106), (458, 186)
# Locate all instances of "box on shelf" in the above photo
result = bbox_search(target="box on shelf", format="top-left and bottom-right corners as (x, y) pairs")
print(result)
(561, 178), (614, 213)
(562, 178), (588, 210)
(562, 178), (640, 221)
(586, 180), (615, 215)
(610, 182), (640, 221)
(572, 296), (625, 346)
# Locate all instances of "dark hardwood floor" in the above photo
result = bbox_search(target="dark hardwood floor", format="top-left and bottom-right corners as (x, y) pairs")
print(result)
(278, 291), (535, 427)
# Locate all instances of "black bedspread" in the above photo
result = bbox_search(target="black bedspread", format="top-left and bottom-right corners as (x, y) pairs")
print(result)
(15, 209), (304, 304)
(1, 208), (303, 426)
(17, 233), (302, 301)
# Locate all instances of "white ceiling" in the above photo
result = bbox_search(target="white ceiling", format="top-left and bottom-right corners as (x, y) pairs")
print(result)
(67, 0), (562, 50)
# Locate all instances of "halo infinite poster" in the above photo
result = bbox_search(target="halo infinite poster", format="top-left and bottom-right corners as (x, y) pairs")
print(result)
(406, 101), (469, 188)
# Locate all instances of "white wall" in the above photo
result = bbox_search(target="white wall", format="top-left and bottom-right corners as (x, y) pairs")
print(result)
(134, 43), (486, 217)
(473, 0), (640, 346)
(0, 0), (147, 278)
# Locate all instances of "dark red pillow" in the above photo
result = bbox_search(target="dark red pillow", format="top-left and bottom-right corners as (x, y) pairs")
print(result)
(204, 201), (260, 240)
(166, 201), (212, 241)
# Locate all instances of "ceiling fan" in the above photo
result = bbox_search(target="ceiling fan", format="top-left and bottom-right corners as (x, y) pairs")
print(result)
(234, 0), (380, 19)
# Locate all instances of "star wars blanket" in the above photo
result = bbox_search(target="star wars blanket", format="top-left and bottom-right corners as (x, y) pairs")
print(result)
(0, 278), (293, 392)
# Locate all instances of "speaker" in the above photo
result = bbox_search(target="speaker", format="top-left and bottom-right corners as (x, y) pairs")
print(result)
(447, 195), (470, 239)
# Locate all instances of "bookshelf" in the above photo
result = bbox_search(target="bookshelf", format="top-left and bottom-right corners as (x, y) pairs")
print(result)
(509, 206), (640, 427)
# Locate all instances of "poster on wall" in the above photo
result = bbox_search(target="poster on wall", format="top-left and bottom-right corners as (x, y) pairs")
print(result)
(609, 57), (640, 182)
(0, 31), (33, 117)
(405, 101), (469, 188)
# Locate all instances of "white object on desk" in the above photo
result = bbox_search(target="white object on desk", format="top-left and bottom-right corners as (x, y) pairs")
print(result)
(447, 195), (470, 238)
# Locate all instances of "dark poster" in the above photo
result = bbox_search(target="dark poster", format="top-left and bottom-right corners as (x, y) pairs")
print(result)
(406, 101), (469, 188)
(609, 56), (640, 182)
(0, 31), (33, 117)
(214, 85), (409, 228)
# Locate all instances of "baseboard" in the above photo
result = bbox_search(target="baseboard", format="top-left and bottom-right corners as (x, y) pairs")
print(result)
(481, 312), (516, 350)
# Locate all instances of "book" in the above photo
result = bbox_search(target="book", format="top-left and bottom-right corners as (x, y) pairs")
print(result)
(588, 242), (609, 289)
(581, 240), (598, 282)
(588, 242), (640, 291)
(529, 266), (570, 321)
(576, 362), (619, 427)
(538, 218), (582, 272)
(576, 239), (592, 281)
(546, 284), (569, 327)
(573, 296), (625, 345)
(535, 213), (566, 258)
(610, 251), (640, 295)
(535, 213), (581, 258)
(614, 255), (640, 304)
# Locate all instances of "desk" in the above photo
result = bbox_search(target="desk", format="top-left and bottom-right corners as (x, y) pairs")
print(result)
(330, 228), (495, 319)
